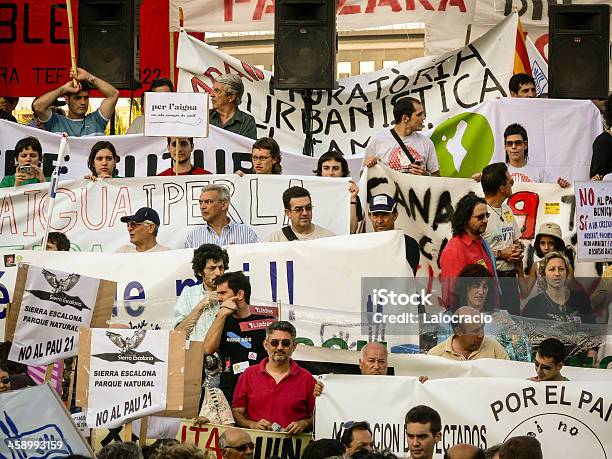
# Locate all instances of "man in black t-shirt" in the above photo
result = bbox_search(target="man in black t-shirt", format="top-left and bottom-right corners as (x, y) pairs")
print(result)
(203, 271), (273, 402)
(368, 193), (420, 275)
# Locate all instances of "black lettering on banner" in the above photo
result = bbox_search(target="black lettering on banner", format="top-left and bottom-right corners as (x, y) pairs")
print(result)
(345, 83), (368, 105)
(349, 103), (374, 132)
(141, 68), (162, 85)
(146, 154), (159, 176)
(366, 176), (390, 203)
(453, 74), (478, 108)
(233, 152), (253, 174)
(275, 99), (296, 130)
(327, 85), (346, 106)
(324, 109), (347, 135)
(326, 139), (343, 155)
(504, 0), (528, 18)
(193, 148), (205, 170)
(479, 67), (507, 101)
(432, 190), (453, 231)
(561, 194), (576, 231)
(368, 74), (390, 100)
(23, 4), (43, 43)
(0, 66), (19, 83)
(408, 188), (430, 223)
(264, 95), (273, 124)
(453, 44), (487, 76)
(0, 3), (17, 43)
(124, 155), (135, 177)
(419, 235), (434, 261)
(309, 89), (323, 105)
(400, 85), (432, 109)
(380, 97), (391, 127)
(308, 108), (324, 135)
(389, 72), (410, 95)
(215, 149), (226, 173)
(51, 4), (69, 44)
(438, 80), (449, 113)
(413, 65), (436, 86)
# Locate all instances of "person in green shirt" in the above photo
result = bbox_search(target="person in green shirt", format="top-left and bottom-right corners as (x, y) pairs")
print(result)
(85, 140), (121, 181)
(0, 136), (48, 188)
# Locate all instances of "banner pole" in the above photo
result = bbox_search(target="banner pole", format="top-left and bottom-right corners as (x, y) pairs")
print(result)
(41, 134), (68, 251)
(138, 417), (148, 447)
(66, 0), (78, 87)
(464, 24), (472, 45)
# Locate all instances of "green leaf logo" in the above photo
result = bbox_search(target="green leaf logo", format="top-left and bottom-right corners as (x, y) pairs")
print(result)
(431, 112), (494, 178)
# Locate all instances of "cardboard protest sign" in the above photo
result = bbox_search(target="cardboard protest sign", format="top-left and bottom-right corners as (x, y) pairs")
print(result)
(0, 382), (93, 458)
(145, 92), (209, 138)
(316, 375), (612, 458)
(77, 329), (190, 428)
(176, 422), (312, 459)
(6, 264), (115, 365)
(575, 181), (612, 262)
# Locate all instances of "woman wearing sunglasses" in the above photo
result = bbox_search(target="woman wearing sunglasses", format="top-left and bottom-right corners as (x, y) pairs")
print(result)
(0, 364), (11, 392)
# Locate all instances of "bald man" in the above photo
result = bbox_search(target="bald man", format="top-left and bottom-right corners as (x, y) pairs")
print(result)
(444, 444), (485, 459)
(219, 428), (254, 459)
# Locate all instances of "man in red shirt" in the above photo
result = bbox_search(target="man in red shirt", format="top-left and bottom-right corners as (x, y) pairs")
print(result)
(158, 137), (211, 176)
(232, 321), (316, 434)
(439, 192), (497, 308)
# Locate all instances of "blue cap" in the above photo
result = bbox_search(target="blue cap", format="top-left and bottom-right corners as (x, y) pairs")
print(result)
(369, 193), (397, 213)
(120, 207), (160, 227)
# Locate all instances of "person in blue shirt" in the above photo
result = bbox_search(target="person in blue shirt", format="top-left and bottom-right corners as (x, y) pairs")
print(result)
(32, 67), (119, 137)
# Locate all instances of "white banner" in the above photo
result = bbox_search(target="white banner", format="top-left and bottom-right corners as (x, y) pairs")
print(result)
(0, 119), (364, 180)
(169, 0), (477, 32)
(315, 374), (612, 458)
(575, 181), (612, 262)
(0, 174), (349, 252)
(177, 14), (516, 156)
(8, 265), (99, 365)
(425, 0), (612, 58)
(0, 383), (93, 458)
(0, 232), (412, 344)
(86, 329), (170, 428)
(526, 36), (548, 96)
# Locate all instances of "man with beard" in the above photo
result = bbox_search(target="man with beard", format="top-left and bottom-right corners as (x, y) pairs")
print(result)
(232, 321), (316, 434)
(174, 244), (229, 341)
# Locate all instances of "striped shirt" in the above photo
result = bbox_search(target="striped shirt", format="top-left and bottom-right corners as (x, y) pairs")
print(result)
(185, 221), (258, 247)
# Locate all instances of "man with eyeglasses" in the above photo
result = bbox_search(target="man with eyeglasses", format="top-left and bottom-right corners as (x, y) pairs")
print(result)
(439, 193), (497, 309)
(232, 321), (316, 434)
(185, 184), (258, 248)
(268, 186), (335, 242)
(117, 207), (169, 253)
(529, 338), (568, 382)
(219, 428), (255, 459)
(481, 162), (523, 315)
(204, 271), (269, 403)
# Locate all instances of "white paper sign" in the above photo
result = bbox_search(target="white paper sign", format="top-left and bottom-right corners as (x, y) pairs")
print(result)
(0, 383), (93, 458)
(575, 181), (612, 262)
(145, 92), (209, 138)
(71, 412), (91, 438)
(8, 265), (99, 365)
(86, 328), (170, 428)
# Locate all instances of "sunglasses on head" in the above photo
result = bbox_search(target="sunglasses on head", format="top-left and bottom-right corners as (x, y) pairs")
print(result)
(0, 377), (10, 385)
(225, 442), (254, 452)
(268, 339), (293, 348)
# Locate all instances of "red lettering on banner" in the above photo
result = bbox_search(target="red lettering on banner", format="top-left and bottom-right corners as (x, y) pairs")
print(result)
(80, 187), (108, 231)
(406, 0), (435, 11)
(55, 188), (78, 232)
(338, 0), (361, 14)
(109, 187), (132, 226)
(180, 425), (187, 442)
(253, 0), (275, 20)
(508, 191), (539, 240)
(0, 196), (17, 235)
(224, 0), (233, 21)
(366, 0), (402, 13)
(438, 0), (467, 12)
(23, 190), (40, 237)
(242, 62), (265, 81)
(188, 425), (209, 445)
(204, 427), (222, 459)
(224, 62), (253, 82)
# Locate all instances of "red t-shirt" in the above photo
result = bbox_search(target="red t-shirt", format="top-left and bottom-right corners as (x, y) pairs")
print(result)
(439, 233), (496, 308)
(157, 166), (211, 176)
(233, 358), (316, 429)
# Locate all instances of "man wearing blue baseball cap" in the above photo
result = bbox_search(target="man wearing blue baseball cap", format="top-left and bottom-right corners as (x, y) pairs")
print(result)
(117, 207), (169, 253)
(369, 193), (419, 275)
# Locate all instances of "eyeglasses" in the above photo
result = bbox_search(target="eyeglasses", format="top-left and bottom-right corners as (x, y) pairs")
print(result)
(505, 140), (524, 147)
(252, 155), (272, 162)
(290, 205), (313, 214)
(268, 339), (293, 348)
(0, 377), (10, 385)
(225, 442), (254, 452)
(471, 212), (490, 221)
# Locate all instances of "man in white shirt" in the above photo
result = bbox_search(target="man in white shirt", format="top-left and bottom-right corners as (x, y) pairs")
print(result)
(364, 97), (440, 176)
(117, 207), (169, 253)
(267, 186), (334, 242)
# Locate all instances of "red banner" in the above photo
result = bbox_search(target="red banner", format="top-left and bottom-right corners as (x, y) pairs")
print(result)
(0, 0), (170, 97)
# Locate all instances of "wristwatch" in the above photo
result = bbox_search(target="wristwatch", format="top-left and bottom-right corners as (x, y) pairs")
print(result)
(87, 74), (96, 85)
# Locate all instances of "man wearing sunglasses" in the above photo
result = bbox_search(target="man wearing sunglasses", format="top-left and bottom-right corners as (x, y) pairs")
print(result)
(232, 321), (316, 435)
(529, 338), (568, 382)
(268, 186), (334, 242)
(440, 193), (497, 308)
(117, 207), (169, 253)
(219, 428), (255, 459)
(0, 364), (11, 393)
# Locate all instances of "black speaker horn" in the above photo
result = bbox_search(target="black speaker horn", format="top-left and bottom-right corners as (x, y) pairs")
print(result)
(548, 4), (610, 99)
(78, 0), (141, 90)
(274, 0), (337, 90)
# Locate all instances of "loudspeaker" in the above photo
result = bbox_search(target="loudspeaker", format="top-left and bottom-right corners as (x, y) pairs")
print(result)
(274, 0), (337, 90)
(78, 0), (140, 90)
(548, 4), (610, 99)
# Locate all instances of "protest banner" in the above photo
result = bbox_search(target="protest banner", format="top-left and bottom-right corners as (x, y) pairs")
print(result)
(424, 0), (612, 58)
(71, 412), (91, 438)
(315, 375), (612, 458)
(78, 329), (185, 428)
(575, 181), (612, 262)
(169, 0), (477, 32)
(526, 36), (548, 96)
(176, 422), (311, 459)
(0, 382), (94, 458)
(5, 264), (115, 365)
(0, 174), (350, 252)
(0, 232), (412, 345)
(176, 14), (516, 156)
(0, 0), (170, 97)
(144, 92), (209, 138)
